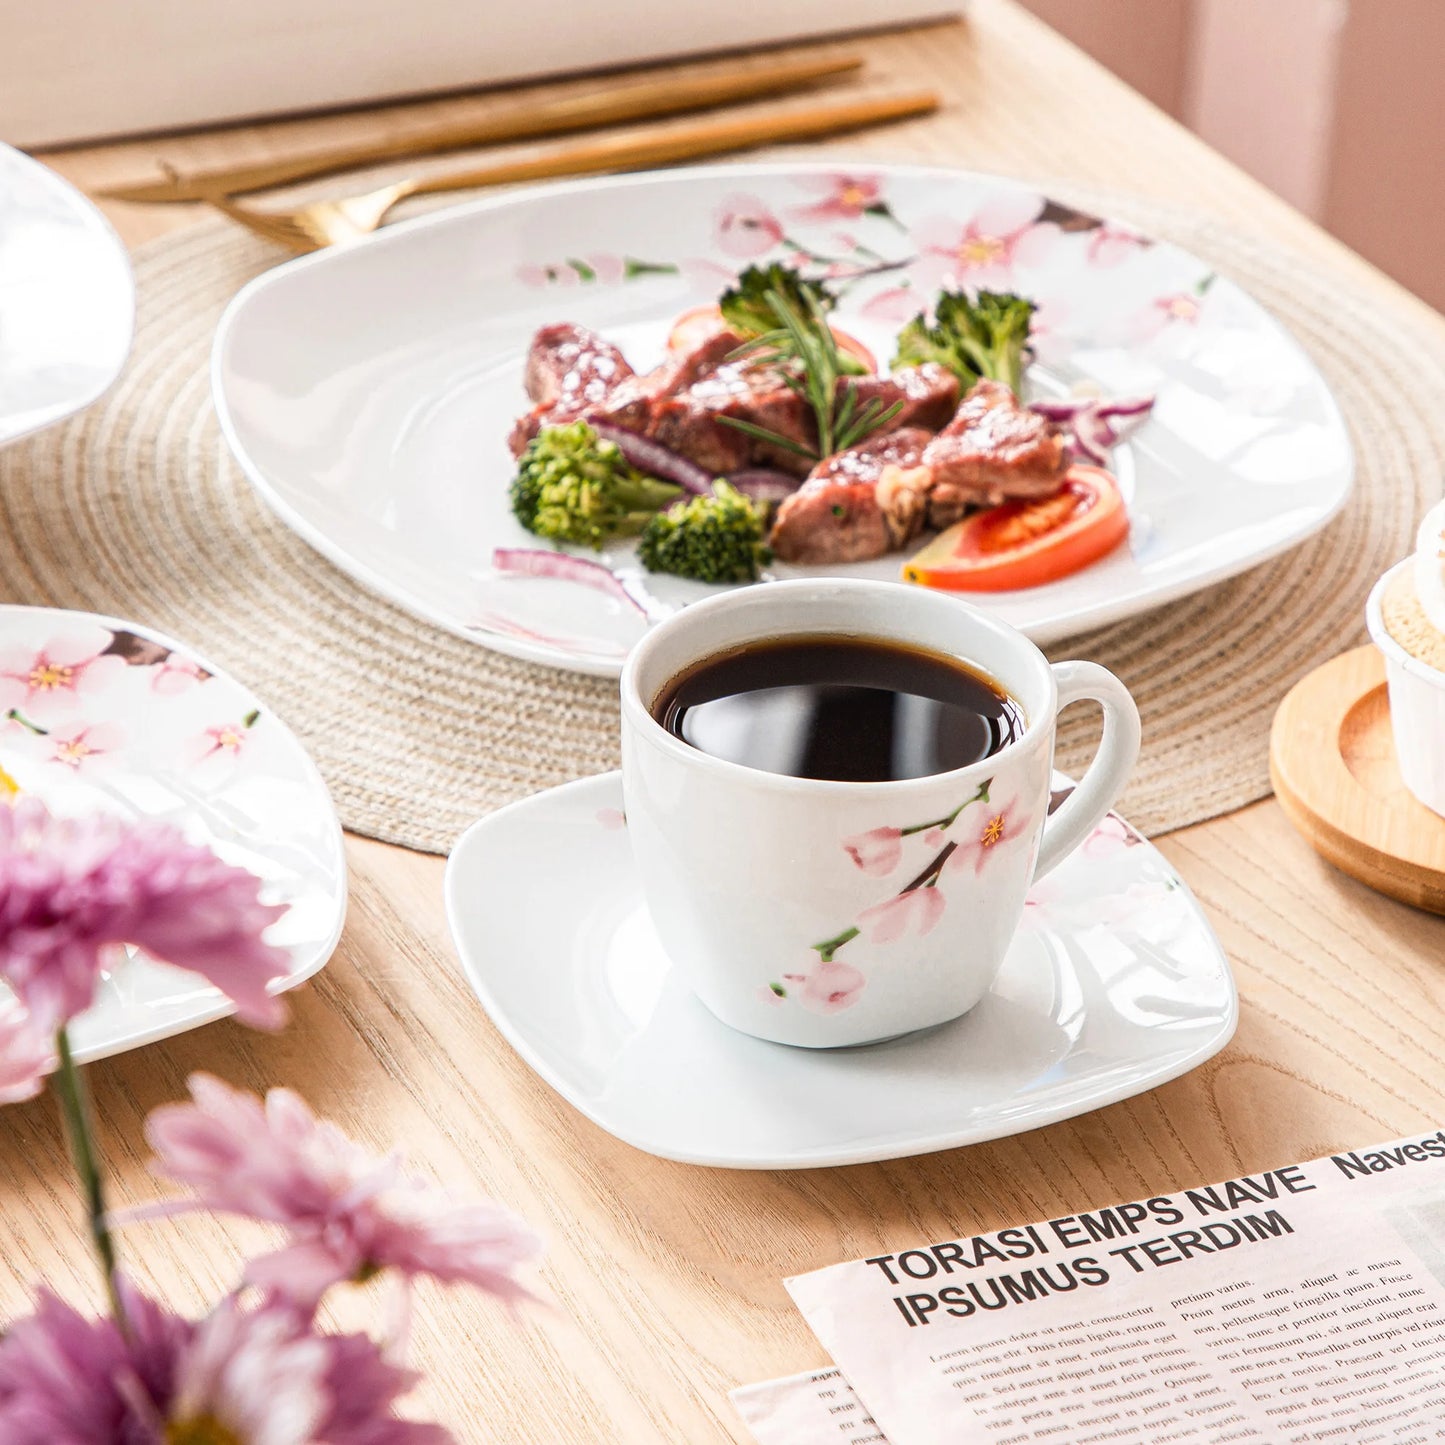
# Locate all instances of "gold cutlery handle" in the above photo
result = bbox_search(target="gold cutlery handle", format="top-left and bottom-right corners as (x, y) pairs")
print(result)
(407, 91), (941, 196)
(103, 55), (866, 202)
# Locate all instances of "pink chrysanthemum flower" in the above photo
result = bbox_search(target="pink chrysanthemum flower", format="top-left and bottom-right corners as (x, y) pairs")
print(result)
(142, 1074), (541, 1311)
(0, 1285), (451, 1445)
(0, 996), (54, 1102)
(0, 799), (291, 1031)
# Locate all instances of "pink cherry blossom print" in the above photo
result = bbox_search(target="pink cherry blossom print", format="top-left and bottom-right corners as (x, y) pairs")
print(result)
(1087, 223), (1150, 267)
(858, 885), (947, 945)
(151, 654), (209, 695)
(595, 808), (626, 831)
(1127, 286), (1210, 346)
(1082, 813), (1140, 859)
(798, 959), (867, 1014)
(46, 721), (125, 772)
(1027, 296), (1074, 366)
(842, 826), (903, 878)
(0, 628), (125, 722)
(757, 984), (785, 1007)
(947, 796), (1030, 877)
(910, 193), (1057, 291)
(860, 286), (922, 324)
(190, 712), (259, 767)
(791, 174), (885, 223)
(715, 194), (785, 258)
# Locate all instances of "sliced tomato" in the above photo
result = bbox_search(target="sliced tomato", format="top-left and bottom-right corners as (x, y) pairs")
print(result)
(666, 303), (876, 371)
(902, 465), (1129, 592)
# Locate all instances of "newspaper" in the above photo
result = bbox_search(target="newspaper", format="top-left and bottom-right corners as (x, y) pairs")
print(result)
(731, 1367), (885, 1444)
(743, 1129), (1445, 1445)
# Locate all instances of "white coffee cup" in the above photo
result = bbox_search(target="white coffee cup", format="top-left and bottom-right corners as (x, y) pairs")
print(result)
(620, 579), (1141, 1048)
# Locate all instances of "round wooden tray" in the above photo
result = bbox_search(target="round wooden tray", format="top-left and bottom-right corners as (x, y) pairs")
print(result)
(1271, 644), (1445, 913)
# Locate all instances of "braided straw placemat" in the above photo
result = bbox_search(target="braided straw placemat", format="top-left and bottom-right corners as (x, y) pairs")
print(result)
(1, 196), (1441, 854)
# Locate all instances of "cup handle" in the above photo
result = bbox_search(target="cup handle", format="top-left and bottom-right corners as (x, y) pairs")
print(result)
(1032, 660), (1142, 882)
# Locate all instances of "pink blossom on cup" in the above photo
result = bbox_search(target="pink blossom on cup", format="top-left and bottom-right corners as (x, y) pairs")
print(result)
(757, 984), (785, 1008)
(947, 796), (1030, 877)
(791, 174), (885, 222)
(0, 629), (125, 722)
(798, 959), (867, 1014)
(0, 997), (53, 1104)
(47, 721), (125, 773)
(0, 798), (291, 1031)
(141, 1074), (541, 1311)
(842, 826), (903, 878)
(595, 808), (626, 831)
(858, 885), (947, 945)
(714, 194), (785, 258)
(910, 193), (1057, 291)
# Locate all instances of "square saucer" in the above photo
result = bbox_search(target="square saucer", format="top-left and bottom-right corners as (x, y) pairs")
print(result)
(444, 773), (1236, 1169)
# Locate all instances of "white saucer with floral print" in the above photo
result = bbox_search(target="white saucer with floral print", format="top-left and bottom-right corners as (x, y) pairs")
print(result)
(444, 772), (1236, 1169)
(0, 606), (346, 1065)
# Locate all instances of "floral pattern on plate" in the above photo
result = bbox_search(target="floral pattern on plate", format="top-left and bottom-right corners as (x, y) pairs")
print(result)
(215, 161), (1353, 677)
(0, 606), (346, 1065)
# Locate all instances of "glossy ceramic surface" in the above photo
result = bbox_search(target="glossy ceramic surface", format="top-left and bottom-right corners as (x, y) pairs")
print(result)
(0, 607), (346, 1064)
(0, 143), (133, 447)
(619, 579), (1140, 1047)
(214, 163), (1353, 677)
(444, 772), (1237, 1169)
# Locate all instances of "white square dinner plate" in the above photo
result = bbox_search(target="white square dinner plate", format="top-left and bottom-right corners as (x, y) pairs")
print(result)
(214, 162), (1352, 677)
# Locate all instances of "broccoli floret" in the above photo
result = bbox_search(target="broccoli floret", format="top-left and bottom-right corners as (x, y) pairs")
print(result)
(719, 263), (836, 340)
(637, 481), (772, 584)
(892, 289), (1036, 396)
(510, 420), (681, 549)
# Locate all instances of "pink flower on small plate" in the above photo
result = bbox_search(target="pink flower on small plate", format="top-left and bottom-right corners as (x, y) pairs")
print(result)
(151, 654), (209, 695)
(1127, 288), (1208, 345)
(910, 193), (1057, 291)
(947, 796), (1030, 877)
(47, 721), (125, 772)
(842, 826), (903, 878)
(715, 193), (785, 258)
(792, 173), (885, 222)
(0, 629), (125, 721)
(1027, 296), (1073, 366)
(798, 959), (867, 1014)
(858, 886), (946, 945)
(1087, 224), (1149, 267)
(193, 716), (255, 765)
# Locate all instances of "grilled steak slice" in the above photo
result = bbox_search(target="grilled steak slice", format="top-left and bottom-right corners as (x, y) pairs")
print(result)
(918, 379), (1068, 519)
(509, 323), (636, 455)
(769, 478), (892, 565)
(770, 428), (935, 564)
(846, 364), (959, 435)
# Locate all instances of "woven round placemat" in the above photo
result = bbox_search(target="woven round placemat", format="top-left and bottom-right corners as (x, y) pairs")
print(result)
(1, 195), (1441, 854)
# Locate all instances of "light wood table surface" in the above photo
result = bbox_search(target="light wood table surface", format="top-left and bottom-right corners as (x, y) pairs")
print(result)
(9, 3), (1445, 1440)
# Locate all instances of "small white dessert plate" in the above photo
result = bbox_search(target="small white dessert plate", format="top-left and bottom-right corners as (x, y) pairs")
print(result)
(444, 772), (1236, 1169)
(0, 143), (134, 447)
(0, 606), (347, 1065)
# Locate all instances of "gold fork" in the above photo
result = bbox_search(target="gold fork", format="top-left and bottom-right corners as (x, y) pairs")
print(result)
(205, 90), (940, 252)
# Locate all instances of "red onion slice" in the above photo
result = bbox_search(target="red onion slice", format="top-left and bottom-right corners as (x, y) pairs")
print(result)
(725, 468), (803, 503)
(1094, 394), (1155, 420)
(587, 420), (713, 495)
(492, 547), (647, 618)
(1028, 397), (1095, 421)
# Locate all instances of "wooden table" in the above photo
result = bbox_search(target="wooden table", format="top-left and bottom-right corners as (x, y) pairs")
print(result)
(9, 3), (1445, 1440)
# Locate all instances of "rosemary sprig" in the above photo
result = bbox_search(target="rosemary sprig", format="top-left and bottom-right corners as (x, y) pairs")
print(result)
(721, 288), (903, 461)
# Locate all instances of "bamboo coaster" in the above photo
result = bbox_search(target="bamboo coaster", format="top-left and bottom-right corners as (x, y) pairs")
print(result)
(1270, 644), (1445, 913)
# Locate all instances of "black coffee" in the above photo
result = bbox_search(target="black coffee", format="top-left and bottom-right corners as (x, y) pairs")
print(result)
(655, 635), (1025, 782)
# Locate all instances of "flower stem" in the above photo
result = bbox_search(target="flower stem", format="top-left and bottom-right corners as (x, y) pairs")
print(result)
(52, 1028), (126, 1329)
(899, 778), (992, 837)
(5, 707), (47, 735)
(812, 926), (860, 963)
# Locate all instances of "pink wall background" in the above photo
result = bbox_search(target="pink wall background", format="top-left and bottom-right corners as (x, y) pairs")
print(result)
(1020, 0), (1445, 312)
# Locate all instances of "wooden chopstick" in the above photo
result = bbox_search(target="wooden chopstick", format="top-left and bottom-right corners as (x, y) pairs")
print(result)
(404, 90), (941, 194)
(100, 54), (866, 203)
